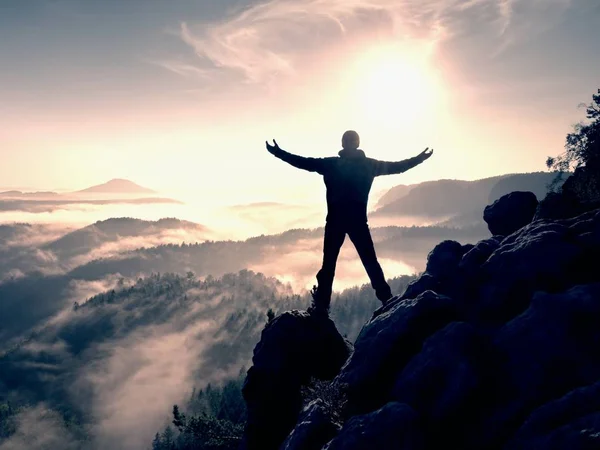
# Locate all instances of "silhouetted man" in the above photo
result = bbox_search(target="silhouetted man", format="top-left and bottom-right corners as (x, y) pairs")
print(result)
(266, 130), (433, 315)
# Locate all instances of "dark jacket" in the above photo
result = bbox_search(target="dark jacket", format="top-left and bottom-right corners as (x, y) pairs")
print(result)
(271, 147), (425, 222)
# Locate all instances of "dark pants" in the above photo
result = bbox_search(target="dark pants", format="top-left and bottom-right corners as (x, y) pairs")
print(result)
(315, 219), (392, 307)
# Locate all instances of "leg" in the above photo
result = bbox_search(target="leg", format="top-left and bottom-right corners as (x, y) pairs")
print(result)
(348, 221), (392, 303)
(314, 220), (346, 309)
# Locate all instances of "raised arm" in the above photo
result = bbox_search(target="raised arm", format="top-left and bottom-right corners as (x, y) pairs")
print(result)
(266, 139), (325, 173)
(373, 148), (434, 176)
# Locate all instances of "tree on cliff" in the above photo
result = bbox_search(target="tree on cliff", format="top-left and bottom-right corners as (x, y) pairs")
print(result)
(547, 88), (600, 200)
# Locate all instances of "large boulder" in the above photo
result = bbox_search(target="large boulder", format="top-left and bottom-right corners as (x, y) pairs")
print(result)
(392, 322), (501, 448)
(424, 240), (465, 279)
(399, 241), (472, 301)
(477, 220), (584, 323)
(279, 400), (339, 450)
(399, 273), (439, 301)
(473, 284), (600, 447)
(458, 237), (503, 309)
(459, 237), (502, 278)
(483, 191), (538, 236)
(337, 291), (462, 415)
(507, 381), (600, 450)
(240, 311), (351, 450)
(476, 208), (600, 324)
(322, 402), (424, 450)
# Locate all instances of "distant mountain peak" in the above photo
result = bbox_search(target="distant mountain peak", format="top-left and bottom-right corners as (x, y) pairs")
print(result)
(75, 179), (156, 194)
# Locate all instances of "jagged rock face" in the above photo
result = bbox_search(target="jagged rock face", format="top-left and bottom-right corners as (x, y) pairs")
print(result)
(459, 236), (502, 277)
(251, 203), (600, 450)
(240, 311), (351, 450)
(337, 291), (462, 415)
(477, 220), (586, 323)
(391, 322), (503, 447)
(507, 381), (600, 450)
(476, 283), (600, 447)
(401, 206), (598, 326)
(484, 191), (538, 236)
(279, 400), (339, 450)
(322, 402), (424, 450)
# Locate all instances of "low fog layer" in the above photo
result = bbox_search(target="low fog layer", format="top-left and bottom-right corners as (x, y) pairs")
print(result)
(0, 218), (486, 349)
(0, 197), (183, 214)
(0, 270), (414, 449)
(0, 171), (558, 449)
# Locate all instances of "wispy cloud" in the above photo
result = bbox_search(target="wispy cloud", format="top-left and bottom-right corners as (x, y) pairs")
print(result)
(162, 0), (574, 86)
(152, 59), (212, 79)
(490, 0), (574, 56)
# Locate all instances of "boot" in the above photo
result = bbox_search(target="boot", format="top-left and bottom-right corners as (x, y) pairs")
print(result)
(381, 295), (394, 307)
(376, 286), (393, 306)
(308, 285), (330, 317)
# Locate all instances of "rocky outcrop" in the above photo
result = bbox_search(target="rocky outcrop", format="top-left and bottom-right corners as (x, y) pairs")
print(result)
(459, 236), (502, 278)
(400, 240), (474, 301)
(391, 322), (502, 448)
(240, 311), (351, 450)
(279, 400), (339, 450)
(477, 220), (583, 323)
(424, 240), (467, 278)
(507, 381), (600, 449)
(477, 208), (600, 323)
(338, 291), (462, 415)
(479, 284), (600, 445)
(241, 188), (600, 450)
(483, 191), (538, 236)
(398, 201), (599, 326)
(322, 402), (424, 450)
(462, 283), (600, 448)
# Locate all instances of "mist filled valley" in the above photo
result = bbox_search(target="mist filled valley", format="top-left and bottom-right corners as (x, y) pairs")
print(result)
(4, 0), (600, 446)
(0, 172), (559, 449)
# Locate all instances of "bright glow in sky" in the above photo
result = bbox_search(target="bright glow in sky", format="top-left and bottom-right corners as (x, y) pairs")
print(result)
(350, 43), (443, 128)
(1, 0), (599, 207)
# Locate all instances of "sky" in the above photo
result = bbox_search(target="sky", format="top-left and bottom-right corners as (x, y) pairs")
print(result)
(1, 0), (599, 206)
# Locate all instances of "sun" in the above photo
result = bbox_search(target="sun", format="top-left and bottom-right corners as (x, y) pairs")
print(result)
(351, 44), (440, 129)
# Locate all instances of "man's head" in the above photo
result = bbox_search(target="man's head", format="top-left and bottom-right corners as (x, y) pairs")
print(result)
(342, 130), (360, 150)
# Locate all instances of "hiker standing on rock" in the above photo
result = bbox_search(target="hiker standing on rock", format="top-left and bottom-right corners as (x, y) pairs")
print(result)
(266, 130), (433, 315)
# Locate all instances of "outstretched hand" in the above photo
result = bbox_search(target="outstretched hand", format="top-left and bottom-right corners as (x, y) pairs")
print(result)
(266, 139), (281, 154)
(418, 147), (434, 161)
